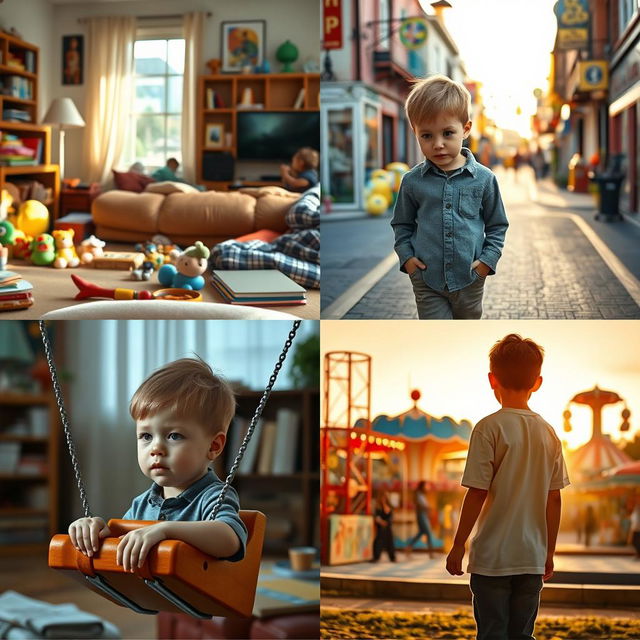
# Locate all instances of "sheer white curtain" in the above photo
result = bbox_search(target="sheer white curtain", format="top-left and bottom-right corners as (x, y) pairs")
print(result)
(82, 17), (136, 183)
(181, 12), (205, 183)
(62, 320), (316, 521)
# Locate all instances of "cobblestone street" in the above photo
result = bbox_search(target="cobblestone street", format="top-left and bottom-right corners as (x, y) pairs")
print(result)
(323, 168), (640, 319)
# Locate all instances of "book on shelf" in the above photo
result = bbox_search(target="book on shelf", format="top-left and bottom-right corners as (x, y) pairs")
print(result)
(236, 417), (264, 474)
(293, 87), (305, 109)
(206, 88), (216, 109)
(2, 76), (33, 100)
(211, 270), (306, 306)
(2, 109), (31, 123)
(256, 420), (277, 474)
(272, 408), (300, 474)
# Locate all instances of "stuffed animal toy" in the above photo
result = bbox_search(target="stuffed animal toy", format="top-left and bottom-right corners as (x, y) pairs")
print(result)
(15, 200), (49, 237)
(0, 220), (16, 269)
(131, 260), (155, 281)
(79, 234), (106, 264)
(157, 241), (210, 290)
(52, 229), (80, 269)
(30, 233), (56, 266)
(12, 233), (33, 260)
(134, 240), (164, 270)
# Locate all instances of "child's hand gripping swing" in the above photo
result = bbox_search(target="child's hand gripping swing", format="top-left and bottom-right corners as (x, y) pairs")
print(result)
(44, 320), (301, 619)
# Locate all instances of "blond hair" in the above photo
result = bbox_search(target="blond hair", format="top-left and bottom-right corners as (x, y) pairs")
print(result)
(294, 147), (319, 170)
(405, 74), (471, 128)
(130, 357), (236, 435)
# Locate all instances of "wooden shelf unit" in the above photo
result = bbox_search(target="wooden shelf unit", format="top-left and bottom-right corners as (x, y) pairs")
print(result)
(0, 33), (59, 222)
(196, 73), (320, 190)
(0, 392), (60, 556)
(222, 388), (319, 556)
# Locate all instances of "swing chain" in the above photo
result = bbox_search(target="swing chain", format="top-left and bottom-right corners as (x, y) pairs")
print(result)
(39, 321), (92, 518)
(209, 320), (302, 521)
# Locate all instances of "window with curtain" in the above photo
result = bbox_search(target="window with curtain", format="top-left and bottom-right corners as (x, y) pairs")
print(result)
(132, 38), (185, 169)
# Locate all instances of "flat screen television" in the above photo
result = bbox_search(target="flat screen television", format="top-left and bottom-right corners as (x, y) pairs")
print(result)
(236, 111), (320, 161)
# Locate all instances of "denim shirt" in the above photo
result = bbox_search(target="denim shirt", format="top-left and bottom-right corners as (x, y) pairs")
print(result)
(123, 470), (247, 562)
(391, 148), (509, 292)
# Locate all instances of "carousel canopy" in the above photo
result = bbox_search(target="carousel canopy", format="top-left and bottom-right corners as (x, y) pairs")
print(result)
(566, 434), (631, 481)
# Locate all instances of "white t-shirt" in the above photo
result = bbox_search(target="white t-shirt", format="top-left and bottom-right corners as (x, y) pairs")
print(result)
(461, 408), (570, 576)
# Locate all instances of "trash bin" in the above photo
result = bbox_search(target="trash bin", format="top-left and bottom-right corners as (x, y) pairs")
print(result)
(589, 171), (624, 221)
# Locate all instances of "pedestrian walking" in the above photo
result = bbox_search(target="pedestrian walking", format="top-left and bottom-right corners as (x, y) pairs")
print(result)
(584, 505), (598, 547)
(405, 481), (434, 559)
(446, 334), (570, 640)
(391, 75), (508, 320)
(372, 489), (396, 562)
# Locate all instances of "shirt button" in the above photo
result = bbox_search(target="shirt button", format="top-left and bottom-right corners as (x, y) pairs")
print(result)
(158, 513), (166, 520)
(446, 263), (452, 268)
(445, 203), (452, 209)
(447, 232), (452, 237)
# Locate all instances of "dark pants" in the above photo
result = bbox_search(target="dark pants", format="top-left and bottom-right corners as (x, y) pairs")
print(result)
(470, 573), (543, 640)
(632, 531), (640, 556)
(373, 524), (395, 561)
(407, 512), (433, 550)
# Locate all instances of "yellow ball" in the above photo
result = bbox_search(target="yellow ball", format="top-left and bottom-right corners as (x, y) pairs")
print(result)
(368, 178), (393, 204)
(366, 194), (388, 216)
(385, 162), (411, 191)
(370, 169), (392, 184)
(16, 200), (49, 238)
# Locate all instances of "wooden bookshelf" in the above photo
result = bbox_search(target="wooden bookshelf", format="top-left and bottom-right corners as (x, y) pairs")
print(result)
(0, 32), (59, 222)
(0, 392), (60, 556)
(196, 72), (320, 190)
(221, 389), (319, 556)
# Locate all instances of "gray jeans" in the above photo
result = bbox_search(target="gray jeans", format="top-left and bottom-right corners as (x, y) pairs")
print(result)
(409, 270), (485, 319)
(470, 573), (543, 640)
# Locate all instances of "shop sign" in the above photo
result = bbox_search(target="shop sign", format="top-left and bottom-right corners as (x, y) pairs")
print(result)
(323, 0), (343, 50)
(398, 17), (428, 50)
(554, 0), (590, 51)
(610, 40), (640, 102)
(578, 60), (608, 92)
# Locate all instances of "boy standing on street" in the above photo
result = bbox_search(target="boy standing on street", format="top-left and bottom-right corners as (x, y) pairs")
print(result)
(391, 75), (509, 319)
(446, 334), (570, 639)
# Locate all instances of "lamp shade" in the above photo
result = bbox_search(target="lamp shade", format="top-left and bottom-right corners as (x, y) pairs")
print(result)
(42, 97), (85, 128)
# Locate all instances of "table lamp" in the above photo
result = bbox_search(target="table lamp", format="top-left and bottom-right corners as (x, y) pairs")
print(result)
(42, 97), (85, 179)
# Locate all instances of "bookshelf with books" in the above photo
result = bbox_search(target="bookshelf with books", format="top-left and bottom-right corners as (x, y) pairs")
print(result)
(196, 72), (320, 190)
(220, 389), (319, 555)
(0, 33), (59, 221)
(0, 392), (60, 556)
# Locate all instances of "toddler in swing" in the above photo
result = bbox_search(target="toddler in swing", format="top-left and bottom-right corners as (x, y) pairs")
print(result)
(68, 358), (247, 572)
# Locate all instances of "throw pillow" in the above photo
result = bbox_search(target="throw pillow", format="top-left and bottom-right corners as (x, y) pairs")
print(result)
(112, 170), (155, 192)
(144, 181), (200, 195)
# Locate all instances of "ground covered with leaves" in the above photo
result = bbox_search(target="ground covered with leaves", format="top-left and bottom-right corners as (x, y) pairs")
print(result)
(320, 607), (640, 639)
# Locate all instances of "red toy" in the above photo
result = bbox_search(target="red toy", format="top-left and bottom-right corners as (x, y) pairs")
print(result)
(71, 274), (152, 300)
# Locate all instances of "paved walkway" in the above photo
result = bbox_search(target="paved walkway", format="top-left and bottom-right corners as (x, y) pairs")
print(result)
(324, 168), (640, 319)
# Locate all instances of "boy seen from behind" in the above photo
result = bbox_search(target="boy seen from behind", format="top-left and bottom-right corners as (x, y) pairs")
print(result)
(446, 334), (569, 640)
(391, 75), (509, 319)
(68, 358), (247, 572)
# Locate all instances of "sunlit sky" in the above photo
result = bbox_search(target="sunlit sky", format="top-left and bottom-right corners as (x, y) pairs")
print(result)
(322, 321), (640, 453)
(420, 0), (558, 137)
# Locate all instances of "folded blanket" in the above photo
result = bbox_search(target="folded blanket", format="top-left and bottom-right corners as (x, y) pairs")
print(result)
(0, 591), (121, 639)
(211, 186), (320, 289)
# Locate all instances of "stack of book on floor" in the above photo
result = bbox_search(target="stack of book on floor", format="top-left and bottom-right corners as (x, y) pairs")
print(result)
(0, 270), (34, 311)
(211, 269), (306, 306)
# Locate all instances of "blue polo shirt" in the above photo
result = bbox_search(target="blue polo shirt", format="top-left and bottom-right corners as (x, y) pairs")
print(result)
(123, 470), (247, 562)
(391, 148), (509, 292)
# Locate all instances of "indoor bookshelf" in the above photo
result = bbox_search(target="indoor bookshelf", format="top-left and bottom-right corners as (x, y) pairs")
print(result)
(0, 32), (59, 221)
(220, 388), (319, 556)
(0, 392), (60, 556)
(196, 72), (320, 190)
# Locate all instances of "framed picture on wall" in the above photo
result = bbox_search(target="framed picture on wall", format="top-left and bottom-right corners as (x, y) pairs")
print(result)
(205, 123), (225, 149)
(62, 35), (83, 85)
(220, 20), (266, 73)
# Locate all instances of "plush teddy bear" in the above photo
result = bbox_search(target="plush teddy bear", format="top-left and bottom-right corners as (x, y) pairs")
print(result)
(157, 241), (210, 290)
(52, 229), (80, 269)
(78, 234), (106, 264)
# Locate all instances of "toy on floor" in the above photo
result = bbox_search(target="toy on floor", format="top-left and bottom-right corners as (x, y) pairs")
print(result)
(91, 251), (145, 270)
(9, 198), (50, 237)
(30, 233), (56, 266)
(0, 220), (16, 269)
(130, 260), (155, 281)
(71, 273), (152, 300)
(78, 235), (106, 264)
(157, 241), (209, 290)
(134, 241), (165, 269)
(52, 229), (80, 269)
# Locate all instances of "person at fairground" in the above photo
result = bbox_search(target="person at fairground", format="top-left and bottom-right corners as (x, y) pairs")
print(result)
(628, 495), (640, 559)
(405, 480), (435, 559)
(372, 489), (396, 562)
(446, 333), (570, 640)
(391, 74), (508, 319)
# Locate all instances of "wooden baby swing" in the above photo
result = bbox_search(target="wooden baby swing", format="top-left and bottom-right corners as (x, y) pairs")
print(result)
(43, 320), (302, 619)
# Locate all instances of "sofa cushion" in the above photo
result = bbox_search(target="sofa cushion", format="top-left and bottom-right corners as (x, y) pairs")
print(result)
(254, 194), (297, 233)
(145, 181), (200, 194)
(92, 190), (165, 233)
(112, 170), (155, 192)
(158, 191), (257, 239)
(238, 185), (298, 198)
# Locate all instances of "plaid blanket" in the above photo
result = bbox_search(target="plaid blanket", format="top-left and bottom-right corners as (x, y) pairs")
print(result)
(210, 186), (320, 289)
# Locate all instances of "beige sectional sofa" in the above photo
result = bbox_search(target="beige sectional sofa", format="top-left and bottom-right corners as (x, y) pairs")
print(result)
(91, 187), (299, 245)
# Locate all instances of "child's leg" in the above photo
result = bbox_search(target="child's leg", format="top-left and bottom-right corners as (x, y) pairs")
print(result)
(409, 271), (453, 319)
(469, 574), (510, 639)
(507, 574), (543, 639)
(449, 277), (484, 319)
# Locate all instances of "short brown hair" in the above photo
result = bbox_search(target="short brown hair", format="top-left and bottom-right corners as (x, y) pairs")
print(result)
(295, 147), (319, 170)
(405, 74), (471, 128)
(130, 357), (236, 435)
(489, 334), (544, 391)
